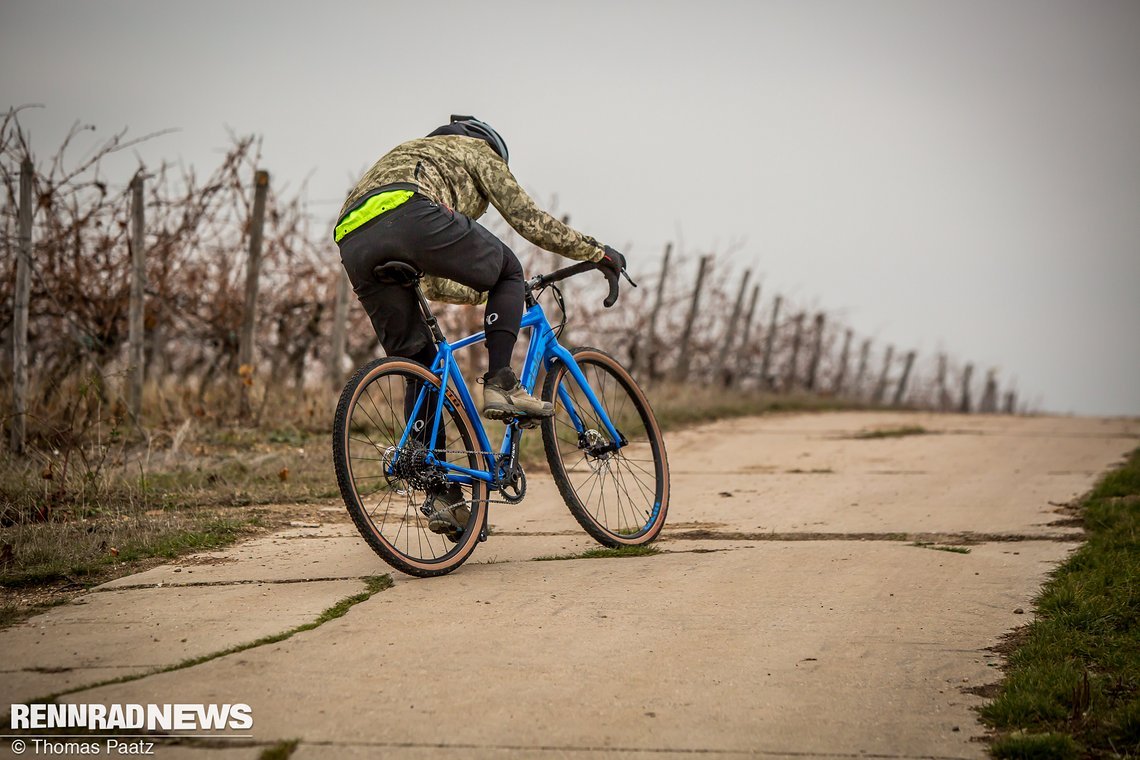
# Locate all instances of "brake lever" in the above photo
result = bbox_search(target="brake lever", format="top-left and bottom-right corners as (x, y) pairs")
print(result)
(620, 269), (638, 288)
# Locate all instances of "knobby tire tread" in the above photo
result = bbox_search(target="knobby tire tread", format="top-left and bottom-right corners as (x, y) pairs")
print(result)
(333, 357), (486, 578)
(540, 347), (670, 547)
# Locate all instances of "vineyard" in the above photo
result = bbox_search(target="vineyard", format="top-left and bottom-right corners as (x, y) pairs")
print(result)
(1, 111), (1019, 462)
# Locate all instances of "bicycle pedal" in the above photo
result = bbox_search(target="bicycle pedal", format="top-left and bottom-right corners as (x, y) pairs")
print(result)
(515, 417), (542, 430)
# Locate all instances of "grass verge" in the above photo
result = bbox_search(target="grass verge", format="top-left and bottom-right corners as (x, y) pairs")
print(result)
(980, 446), (1140, 757)
(535, 545), (661, 561)
(259, 739), (301, 760)
(0, 513), (269, 629)
(852, 425), (928, 440)
(910, 541), (971, 554)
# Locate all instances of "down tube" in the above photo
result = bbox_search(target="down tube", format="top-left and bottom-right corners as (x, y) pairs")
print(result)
(431, 346), (497, 479)
(548, 344), (623, 445)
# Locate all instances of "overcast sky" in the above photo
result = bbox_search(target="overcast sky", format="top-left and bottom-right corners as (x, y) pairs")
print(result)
(2, 0), (1138, 415)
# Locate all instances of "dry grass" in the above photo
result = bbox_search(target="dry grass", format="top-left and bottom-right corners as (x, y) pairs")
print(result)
(0, 378), (863, 615)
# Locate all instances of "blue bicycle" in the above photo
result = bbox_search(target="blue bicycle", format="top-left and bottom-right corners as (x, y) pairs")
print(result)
(332, 260), (670, 577)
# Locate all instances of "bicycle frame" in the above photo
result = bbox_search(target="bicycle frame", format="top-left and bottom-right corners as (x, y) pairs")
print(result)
(394, 300), (624, 488)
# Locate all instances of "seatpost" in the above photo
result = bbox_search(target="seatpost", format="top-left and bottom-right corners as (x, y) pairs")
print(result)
(413, 284), (447, 344)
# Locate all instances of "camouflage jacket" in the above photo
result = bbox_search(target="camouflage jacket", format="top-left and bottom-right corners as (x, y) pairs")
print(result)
(340, 135), (606, 305)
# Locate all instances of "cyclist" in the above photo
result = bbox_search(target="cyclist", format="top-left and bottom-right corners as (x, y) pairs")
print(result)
(335, 115), (627, 538)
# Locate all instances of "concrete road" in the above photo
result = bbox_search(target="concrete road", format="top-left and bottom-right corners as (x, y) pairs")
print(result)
(2, 412), (1136, 759)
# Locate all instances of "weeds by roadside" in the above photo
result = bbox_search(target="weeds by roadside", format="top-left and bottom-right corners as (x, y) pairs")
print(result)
(910, 542), (971, 554)
(259, 740), (300, 760)
(980, 446), (1140, 757)
(852, 425), (929, 440)
(535, 545), (661, 561)
(1, 381), (860, 625)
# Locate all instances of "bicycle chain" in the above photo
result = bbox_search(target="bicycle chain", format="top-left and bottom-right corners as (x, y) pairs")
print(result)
(393, 446), (527, 506)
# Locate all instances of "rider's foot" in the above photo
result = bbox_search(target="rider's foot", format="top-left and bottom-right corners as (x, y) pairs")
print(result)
(426, 484), (470, 543)
(480, 367), (554, 420)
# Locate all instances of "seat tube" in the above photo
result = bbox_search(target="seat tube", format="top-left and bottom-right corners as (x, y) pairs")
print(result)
(429, 348), (453, 449)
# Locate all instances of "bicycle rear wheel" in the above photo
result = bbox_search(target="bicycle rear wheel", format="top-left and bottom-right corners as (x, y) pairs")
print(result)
(541, 347), (669, 546)
(332, 357), (490, 578)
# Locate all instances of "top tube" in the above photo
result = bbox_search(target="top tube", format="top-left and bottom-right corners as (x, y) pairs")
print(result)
(444, 303), (552, 353)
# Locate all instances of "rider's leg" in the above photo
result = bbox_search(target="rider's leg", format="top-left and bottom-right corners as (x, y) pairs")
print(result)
(400, 342), (466, 540)
(336, 200), (469, 539)
(347, 197), (550, 419)
(482, 247), (524, 374)
(402, 344), (446, 450)
(475, 246), (552, 418)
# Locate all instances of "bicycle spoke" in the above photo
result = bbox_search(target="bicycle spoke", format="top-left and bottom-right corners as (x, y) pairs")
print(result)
(615, 454), (656, 506)
(337, 361), (489, 574)
(542, 351), (666, 546)
(368, 481), (395, 521)
(612, 459), (651, 526)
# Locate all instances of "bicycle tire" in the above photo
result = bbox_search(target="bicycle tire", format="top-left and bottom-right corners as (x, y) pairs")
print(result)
(333, 357), (489, 578)
(541, 347), (669, 546)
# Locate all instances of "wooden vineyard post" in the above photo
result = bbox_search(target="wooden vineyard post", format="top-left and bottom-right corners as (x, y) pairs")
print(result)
(853, 339), (871, 399)
(717, 269), (751, 387)
(10, 157), (33, 455)
(832, 329), (853, 396)
(980, 369), (999, 413)
(239, 170), (269, 418)
(959, 363), (974, 413)
(806, 312), (825, 391)
(892, 350), (916, 407)
(733, 283), (761, 386)
(872, 344), (894, 404)
(642, 243), (672, 382)
(759, 295), (782, 390)
(127, 173), (146, 418)
(1003, 391), (1017, 415)
(785, 312), (805, 391)
(673, 254), (711, 382)
(936, 353), (951, 411)
(328, 269), (350, 385)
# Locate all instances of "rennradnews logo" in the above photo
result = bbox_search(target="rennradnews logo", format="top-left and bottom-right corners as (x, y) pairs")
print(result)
(10, 703), (253, 731)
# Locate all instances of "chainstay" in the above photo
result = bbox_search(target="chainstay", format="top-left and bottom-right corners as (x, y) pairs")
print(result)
(411, 447), (524, 505)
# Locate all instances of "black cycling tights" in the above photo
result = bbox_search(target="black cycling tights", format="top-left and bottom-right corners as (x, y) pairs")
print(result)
(404, 245), (522, 375)
(482, 249), (524, 375)
(403, 247), (524, 446)
(339, 195), (526, 376)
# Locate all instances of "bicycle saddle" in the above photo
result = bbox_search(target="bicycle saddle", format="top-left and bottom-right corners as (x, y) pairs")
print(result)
(372, 261), (423, 287)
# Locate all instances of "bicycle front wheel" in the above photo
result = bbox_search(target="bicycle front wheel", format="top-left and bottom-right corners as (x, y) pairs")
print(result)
(541, 347), (669, 546)
(332, 357), (490, 578)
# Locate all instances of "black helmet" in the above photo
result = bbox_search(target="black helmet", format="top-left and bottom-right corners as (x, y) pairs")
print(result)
(427, 115), (509, 163)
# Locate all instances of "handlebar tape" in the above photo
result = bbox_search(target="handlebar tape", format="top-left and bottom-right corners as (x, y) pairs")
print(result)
(540, 261), (596, 285)
(602, 268), (620, 308)
(535, 260), (621, 308)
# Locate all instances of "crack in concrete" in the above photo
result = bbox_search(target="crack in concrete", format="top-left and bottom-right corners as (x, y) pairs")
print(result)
(8, 575), (392, 712)
(90, 575), (373, 593)
(0, 730), (260, 751)
(293, 738), (974, 758)
(2, 665), (146, 674)
(495, 529), (1080, 544)
(665, 530), (1080, 544)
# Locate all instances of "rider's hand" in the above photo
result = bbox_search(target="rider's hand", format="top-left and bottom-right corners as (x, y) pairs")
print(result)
(597, 246), (626, 309)
(598, 246), (626, 275)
